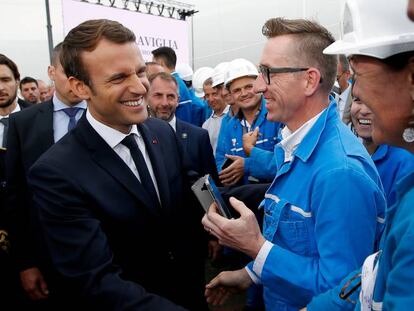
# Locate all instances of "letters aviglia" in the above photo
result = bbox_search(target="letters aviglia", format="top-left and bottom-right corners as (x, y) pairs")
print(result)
(137, 36), (179, 50)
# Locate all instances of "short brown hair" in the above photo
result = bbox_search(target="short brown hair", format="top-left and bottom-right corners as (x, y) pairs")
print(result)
(61, 19), (136, 87)
(262, 18), (337, 93)
(0, 54), (20, 81)
(203, 77), (213, 87)
(148, 71), (178, 88)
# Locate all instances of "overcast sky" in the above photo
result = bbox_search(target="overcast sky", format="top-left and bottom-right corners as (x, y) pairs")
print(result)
(1, 0), (343, 83)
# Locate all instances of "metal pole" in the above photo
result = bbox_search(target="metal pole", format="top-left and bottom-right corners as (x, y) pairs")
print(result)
(191, 16), (195, 69)
(45, 0), (54, 65)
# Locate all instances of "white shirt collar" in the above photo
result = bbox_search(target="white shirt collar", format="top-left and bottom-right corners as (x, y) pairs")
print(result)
(280, 109), (325, 162)
(86, 110), (140, 149)
(168, 115), (177, 132)
(53, 93), (87, 111)
(212, 105), (229, 118)
(0, 102), (20, 119)
(339, 83), (351, 102)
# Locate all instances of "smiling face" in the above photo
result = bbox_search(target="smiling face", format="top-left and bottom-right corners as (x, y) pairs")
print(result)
(229, 76), (261, 112)
(350, 55), (413, 148)
(204, 83), (226, 114)
(73, 39), (149, 133)
(351, 97), (373, 140)
(147, 76), (178, 121)
(254, 35), (307, 130)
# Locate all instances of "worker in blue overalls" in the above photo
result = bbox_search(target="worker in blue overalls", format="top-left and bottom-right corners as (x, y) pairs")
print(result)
(202, 17), (386, 311)
(215, 58), (283, 186)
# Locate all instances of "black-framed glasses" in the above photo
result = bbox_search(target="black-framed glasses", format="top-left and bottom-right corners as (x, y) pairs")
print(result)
(258, 65), (309, 85)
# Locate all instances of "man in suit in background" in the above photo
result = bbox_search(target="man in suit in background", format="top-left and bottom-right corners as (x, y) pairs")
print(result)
(147, 72), (218, 182)
(19, 77), (41, 105)
(152, 47), (205, 127)
(5, 43), (86, 309)
(0, 53), (32, 308)
(334, 54), (352, 124)
(28, 19), (207, 310)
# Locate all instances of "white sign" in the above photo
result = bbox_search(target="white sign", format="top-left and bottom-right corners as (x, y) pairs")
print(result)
(62, 0), (190, 63)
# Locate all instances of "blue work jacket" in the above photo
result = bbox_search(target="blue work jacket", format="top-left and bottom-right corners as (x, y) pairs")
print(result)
(172, 72), (204, 127)
(372, 144), (414, 206)
(246, 103), (386, 310)
(373, 171), (414, 310)
(307, 145), (414, 311)
(215, 97), (282, 183)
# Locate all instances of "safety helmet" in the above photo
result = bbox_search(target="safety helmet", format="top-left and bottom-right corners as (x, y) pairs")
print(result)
(175, 63), (193, 82)
(324, 0), (414, 59)
(224, 58), (258, 88)
(192, 67), (214, 98)
(211, 62), (230, 88)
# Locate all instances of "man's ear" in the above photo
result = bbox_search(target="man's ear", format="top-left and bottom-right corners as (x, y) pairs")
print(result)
(68, 76), (90, 101)
(47, 65), (55, 81)
(303, 67), (321, 96)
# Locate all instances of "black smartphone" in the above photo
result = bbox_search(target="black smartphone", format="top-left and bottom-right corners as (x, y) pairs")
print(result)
(205, 175), (233, 218)
(221, 158), (234, 170)
(191, 174), (233, 219)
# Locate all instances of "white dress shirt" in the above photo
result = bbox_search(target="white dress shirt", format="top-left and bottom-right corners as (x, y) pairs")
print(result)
(0, 102), (20, 147)
(168, 115), (177, 132)
(86, 110), (161, 203)
(202, 105), (229, 155)
(337, 84), (351, 120)
(53, 94), (87, 142)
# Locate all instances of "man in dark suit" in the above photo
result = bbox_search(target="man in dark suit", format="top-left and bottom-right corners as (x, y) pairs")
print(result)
(27, 19), (207, 310)
(0, 53), (32, 308)
(5, 43), (86, 308)
(146, 72), (222, 262)
(147, 71), (218, 182)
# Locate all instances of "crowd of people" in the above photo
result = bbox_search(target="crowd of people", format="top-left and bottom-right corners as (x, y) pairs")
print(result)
(0, 0), (414, 310)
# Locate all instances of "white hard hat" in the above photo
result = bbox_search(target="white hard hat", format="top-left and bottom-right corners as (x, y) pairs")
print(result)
(324, 0), (414, 59)
(175, 63), (193, 81)
(224, 58), (258, 88)
(193, 67), (214, 98)
(211, 62), (230, 87)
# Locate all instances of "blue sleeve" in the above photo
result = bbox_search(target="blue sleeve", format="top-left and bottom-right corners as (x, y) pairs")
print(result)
(215, 120), (228, 172)
(383, 197), (414, 309)
(307, 268), (361, 311)
(260, 169), (384, 300)
(248, 147), (277, 180)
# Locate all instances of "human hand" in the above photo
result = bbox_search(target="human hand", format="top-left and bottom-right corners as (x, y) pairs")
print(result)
(208, 239), (223, 262)
(242, 127), (259, 156)
(219, 155), (245, 185)
(20, 267), (49, 300)
(202, 197), (265, 258)
(205, 268), (253, 306)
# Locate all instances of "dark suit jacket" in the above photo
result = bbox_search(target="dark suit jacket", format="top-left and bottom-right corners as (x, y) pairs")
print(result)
(5, 100), (54, 271)
(175, 119), (219, 183)
(0, 100), (35, 307)
(28, 116), (207, 310)
(1, 100), (35, 235)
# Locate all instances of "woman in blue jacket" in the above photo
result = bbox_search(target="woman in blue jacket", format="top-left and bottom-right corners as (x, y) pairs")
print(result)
(307, 0), (414, 309)
(350, 97), (414, 207)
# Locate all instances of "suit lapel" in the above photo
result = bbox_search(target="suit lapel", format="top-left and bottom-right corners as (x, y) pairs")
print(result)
(34, 101), (55, 152)
(76, 116), (159, 215)
(176, 120), (189, 151)
(137, 123), (171, 210)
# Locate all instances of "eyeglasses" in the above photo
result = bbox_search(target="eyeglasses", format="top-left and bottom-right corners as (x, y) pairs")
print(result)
(258, 65), (309, 85)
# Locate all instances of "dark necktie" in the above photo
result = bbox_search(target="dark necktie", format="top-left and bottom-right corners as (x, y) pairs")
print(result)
(121, 134), (160, 208)
(0, 118), (9, 148)
(62, 107), (83, 132)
